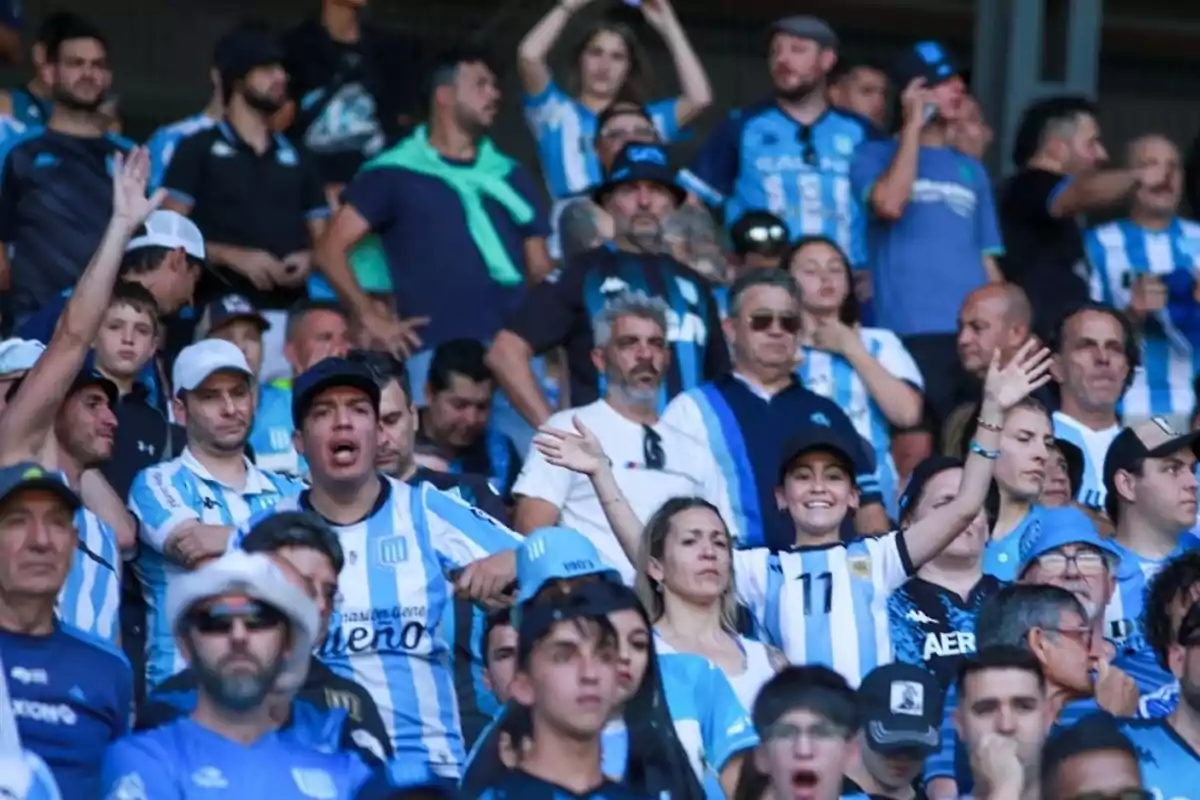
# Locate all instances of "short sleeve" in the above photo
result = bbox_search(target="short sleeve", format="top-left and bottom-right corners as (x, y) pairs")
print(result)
(1085, 227), (1112, 303)
(522, 79), (572, 134)
(1002, 169), (1069, 223)
(100, 738), (181, 800)
(700, 663), (759, 770)
(864, 531), (915, 592)
(160, 132), (207, 208)
(677, 112), (742, 206)
(647, 97), (681, 142)
(511, 412), (575, 507)
(973, 161), (1004, 255)
(730, 547), (772, 615)
(423, 484), (522, 570)
(870, 329), (924, 389)
(506, 165), (551, 238)
(128, 466), (200, 551)
(341, 168), (399, 233)
(849, 141), (892, 207)
(502, 261), (586, 353)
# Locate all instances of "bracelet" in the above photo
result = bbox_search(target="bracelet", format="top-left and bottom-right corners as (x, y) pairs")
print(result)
(975, 417), (1003, 432)
(969, 440), (1000, 460)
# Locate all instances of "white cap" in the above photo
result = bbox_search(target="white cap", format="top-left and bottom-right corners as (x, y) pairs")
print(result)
(127, 210), (206, 261)
(169, 551), (319, 693)
(172, 339), (252, 393)
(0, 339), (45, 377)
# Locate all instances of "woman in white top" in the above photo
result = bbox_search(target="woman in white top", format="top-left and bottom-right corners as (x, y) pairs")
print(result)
(789, 235), (925, 517)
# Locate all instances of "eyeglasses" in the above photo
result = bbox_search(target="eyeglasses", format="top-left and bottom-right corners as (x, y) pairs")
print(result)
(762, 720), (847, 745)
(189, 601), (286, 635)
(643, 426), (665, 470)
(796, 125), (818, 167)
(1032, 550), (1109, 577)
(1067, 791), (1153, 800)
(598, 124), (657, 142)
(1045, 625), (1094, 649)
(748, 312), (802, 334)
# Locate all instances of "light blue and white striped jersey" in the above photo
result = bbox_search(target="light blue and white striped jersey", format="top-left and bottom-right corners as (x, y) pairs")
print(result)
(230, 476), (522, 782)
(1052, 411), (1121, 511)
(797, 328), (924, 517)
(249, 381), (307, 478)
(144, 112), (218, 191)
(127, 448), (305, 689)
(523, 80), (679, 201)
(56, 507), (121, 643)
(982, 505), (1047, 583)
(1087, 218), (1200, 421)
(732, 532), (911, 686)
(1103, 533), (1200, 671)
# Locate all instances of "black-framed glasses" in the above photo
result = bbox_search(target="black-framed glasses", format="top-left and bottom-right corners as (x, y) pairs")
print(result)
(643, 426), (665, 470)
(189, 601), (286, 635)
(1032, 549), (1109, 577)
(1045, 625), (1094, 649)
(748, 312), (802, 334)
(797, 125), (818, 167)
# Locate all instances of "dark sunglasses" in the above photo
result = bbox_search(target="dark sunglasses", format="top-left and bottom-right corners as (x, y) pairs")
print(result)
(748, 312), (802, 334)
(189, 600), (286, 635)
(643, 426), (665, 470)
(797, 125), (818, 167)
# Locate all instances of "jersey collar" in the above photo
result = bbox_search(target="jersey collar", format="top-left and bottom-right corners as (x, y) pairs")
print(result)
(180, 447), (279, 495)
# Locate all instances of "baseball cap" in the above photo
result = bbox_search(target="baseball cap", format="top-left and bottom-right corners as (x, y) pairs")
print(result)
(1102, 417), (1200, 521)
(194, 294), (270, 342)
(0, 339), (45, 377)
(592, 142), (685, 206)
(1051, 438), (1085, 499)
(172, 339), (253, 394)
(515, 526), (622, 608)
(169, 550), (318, 691)
(5, 362), (118, 408)
(126, 210), (206, 262)
(0, 462), (81, 511)
(777, 426), (859, 486)
(897, 455), (964, 521)
(291, 357), (381, 428)
(1017, 505), (1121, 577)
(767, 15), (838, 49)
(857, 662), (943, 755)
(891, 41), (958, 88)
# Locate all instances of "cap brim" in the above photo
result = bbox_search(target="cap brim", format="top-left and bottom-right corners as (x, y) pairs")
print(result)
(293, 373), (381, 427)
(0, 477), (82, 511)
(1145, 430), (1200, 461)
(778, 440), (857, 486)
(592, 179), (687, 208)
(214, 312), (270, 333)
(865, 720), (940, 755)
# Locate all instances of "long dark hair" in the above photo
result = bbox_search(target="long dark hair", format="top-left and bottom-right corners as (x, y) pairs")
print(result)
(787, 235), (861, 326)
(569, 20), (651, 105)
(461, 582), (705, 800)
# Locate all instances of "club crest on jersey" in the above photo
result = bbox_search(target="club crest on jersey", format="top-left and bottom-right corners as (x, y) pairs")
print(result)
(376, 535), (409, 566)
(848, 554), (871, 579)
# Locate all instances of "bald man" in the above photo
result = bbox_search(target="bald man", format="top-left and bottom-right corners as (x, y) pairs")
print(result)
(1085, 133), (1198, 429)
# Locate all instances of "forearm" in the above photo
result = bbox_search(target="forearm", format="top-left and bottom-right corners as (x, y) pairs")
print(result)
(79, 470), (138, 551)
(660, 15), (711, 122)
(843, 343), (923, 427)
(983, 253), (1003, 282)
(314, 236), (375, 318)
(869, 125), (922, 219)
(60, 218), (134, 344)
(486, 332), (553, 426)
(517, 2), (575, 81)
(590, 466), (644, 562)
(1056, 169), (1139, 216)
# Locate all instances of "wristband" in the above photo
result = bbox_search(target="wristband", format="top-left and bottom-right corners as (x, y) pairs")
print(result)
(969, 441), (1000, 460)
(976, 417), (1002, 432)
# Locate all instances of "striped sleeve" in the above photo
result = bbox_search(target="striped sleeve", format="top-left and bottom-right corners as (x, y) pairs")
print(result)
(424, 484), (523, 570)
(128, 463), (199, 551)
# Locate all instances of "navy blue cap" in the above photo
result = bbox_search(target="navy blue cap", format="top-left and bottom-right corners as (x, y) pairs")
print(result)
(1017, 505), (1121, 577)
(0, 462), (81, 511)
(591, 142), (685, 206)
(897, 455), (964, 521)
(5, 361), (118, 408)
(891, 41), (958, 88)
(777, 426), (859, 486)
(858, 661), (943, 754)
(291, 357), (381, 427)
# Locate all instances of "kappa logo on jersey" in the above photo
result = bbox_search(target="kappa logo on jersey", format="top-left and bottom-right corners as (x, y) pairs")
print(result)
(600, 276), (629, 294)
(107, 773), (148, 800)
(905, 609), (937, 625)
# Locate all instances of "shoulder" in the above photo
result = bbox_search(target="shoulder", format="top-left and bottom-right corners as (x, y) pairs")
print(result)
(826, 107), (882, 139)
(104, 132), (138, 152)
(57, 621), (132, 675)
(859, 326), (905, 349)
(106, 722), (177, 760)
(132, 456), (189, 488)
(0, 127), (47, 159)
(731, 99), (778, 125)
(853, 137), (896, 160)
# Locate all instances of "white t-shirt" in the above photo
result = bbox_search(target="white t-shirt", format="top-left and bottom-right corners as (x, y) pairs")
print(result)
(514, 399), (737, 583)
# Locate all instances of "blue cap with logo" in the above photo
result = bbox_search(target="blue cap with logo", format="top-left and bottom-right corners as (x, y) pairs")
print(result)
(515, 526), (622, 609)
(292, 356), (381, 427)
(1017, 505), (1121, 577)
(592, 142), (686, 206)
(0, 462), (81, 510)
(891, 41), (958, 88)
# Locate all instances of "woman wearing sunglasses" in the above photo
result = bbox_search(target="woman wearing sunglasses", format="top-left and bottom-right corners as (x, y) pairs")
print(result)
(789, 235), (925, 519)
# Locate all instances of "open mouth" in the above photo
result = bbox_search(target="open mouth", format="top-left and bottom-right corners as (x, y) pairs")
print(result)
(790, 769), (819, 797)
(329, 439), (361, 467)
(803, 500), (832, 509)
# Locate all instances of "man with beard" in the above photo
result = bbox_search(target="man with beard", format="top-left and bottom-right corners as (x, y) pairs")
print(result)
(163, 21), (329, 381)
(513, 291), (735, 581)
(128, 339), (305, 691)
(100, 551), (373, 798)
(1086, 134), (1199, 430)
(0, 14), (136, 328)
(316, 47), (551, 390)
(487, 142), (730, 429)
(680, 15), (877, 264)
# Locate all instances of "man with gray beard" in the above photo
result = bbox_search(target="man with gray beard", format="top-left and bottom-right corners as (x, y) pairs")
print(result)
(488, 142), (730, 430)
(513, 291), (736, 582)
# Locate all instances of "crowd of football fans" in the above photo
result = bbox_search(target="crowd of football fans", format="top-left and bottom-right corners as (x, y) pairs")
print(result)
(0, 1), (1199, 798)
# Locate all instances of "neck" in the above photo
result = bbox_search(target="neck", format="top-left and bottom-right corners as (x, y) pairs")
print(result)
(603, 392), (658, 426)
(1169, 700), (1200, 754)
(1026, 154), (1064, 175)
(577, 90), (615, 113)
(226, 101), (271, 151)
(613, 234), (663, 255)
(918, 120), (949, 148)
(1058, 400), (1117, 432)
(845, 757), (913, 800)
(97, 365), (135, 396)
(776, 90), (829, 125)
(190, 444), (248, 489)
(736, 363), (794, 394)
(794, 524), (842, 549)
(26, 77), (48, 97)
(1130, 208), (1173, 231)
(309, 474), (382, 525)
(1115, 514), (1181, 560)
(993, 492), (1031, 539)
(801, 307), (838, 329)
(191, 691), (276, 745)
(916, 555), (983, 598)
(657, 590), (728, 642)
(202, 89), (224, 120)
(48, 104), (104, 137)
(394, 457), (418, 483)
(520, 729), (604, 795)
(427, 118), (478, 160)
(1045, 681), (1079, 720)
(321, 1), (361, 42)
(0, 593), (57, 635)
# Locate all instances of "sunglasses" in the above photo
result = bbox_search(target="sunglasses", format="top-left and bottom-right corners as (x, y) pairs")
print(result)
(797, 125), (819, 168)
(643, 426), (665, 470)
(189, 600), (286, 635)
(748, 312), (802, 334)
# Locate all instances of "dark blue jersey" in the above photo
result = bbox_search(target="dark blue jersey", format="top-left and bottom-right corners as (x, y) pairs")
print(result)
(889, 575), (1004, 689)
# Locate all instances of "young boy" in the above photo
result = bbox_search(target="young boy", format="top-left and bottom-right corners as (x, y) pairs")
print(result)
(93, 281), (160, 397)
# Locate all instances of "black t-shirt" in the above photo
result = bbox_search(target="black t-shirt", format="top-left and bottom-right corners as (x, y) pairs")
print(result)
(476, 770), (655, 799)
(504, 247), (730, 409)
(282, 18), (423, 186)
(842, 776), (928, 800)
(997, 168), (1090, 335)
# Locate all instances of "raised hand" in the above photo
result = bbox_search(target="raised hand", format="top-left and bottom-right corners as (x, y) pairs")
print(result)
(640, 0), (679, 33)
(110, 147), (165, 231)
(982, 339), (1053, 412)
(532, 416), (609, 476)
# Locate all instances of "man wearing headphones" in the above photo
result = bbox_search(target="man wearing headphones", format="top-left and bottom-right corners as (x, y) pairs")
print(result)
(1050, 303), (1136, 511)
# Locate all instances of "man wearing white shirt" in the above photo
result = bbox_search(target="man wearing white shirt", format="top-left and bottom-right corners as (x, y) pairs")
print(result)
(513, 291), (734, 582)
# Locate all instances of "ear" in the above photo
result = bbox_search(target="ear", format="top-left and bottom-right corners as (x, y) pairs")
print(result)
(646, 556), (666, 585)
(847, 485), (861, 512)
(292, 428), (306, 457)
(1168, 642), (1187, 681)
(774, 485), (787, 511)
(752, 743), (771, 775)
(722, 316), (736, 347)
(1050, 352), (1064, 384)
(1026, 628), (1050, 663)
(590, 347), (605, 375)
(283, 341), (300, 374)
(508, 672), (535, 707)
(1113, 469), (1138, 507)
(820, 48), (838, 75)
(172, 396), (187, 425)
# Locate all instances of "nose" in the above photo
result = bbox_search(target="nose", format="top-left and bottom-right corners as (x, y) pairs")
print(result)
(99, 406), (118, 431)
(26, 519), (56, 550)
(1182, 467), (1199, 492)
(636, 184), (655, 208)
(578, 654), (603, 684)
